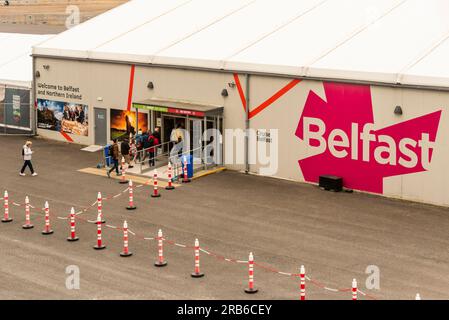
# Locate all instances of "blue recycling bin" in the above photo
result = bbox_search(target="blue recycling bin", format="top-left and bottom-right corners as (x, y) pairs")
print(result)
(104, 144), (112, 167)
(179, 154), (193, 178)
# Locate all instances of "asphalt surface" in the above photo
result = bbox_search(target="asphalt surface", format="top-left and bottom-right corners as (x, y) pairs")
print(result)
(0, 135), (449, 300)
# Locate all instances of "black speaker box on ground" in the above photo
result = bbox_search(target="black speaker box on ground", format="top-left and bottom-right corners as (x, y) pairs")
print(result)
(319, 175), (343, 192)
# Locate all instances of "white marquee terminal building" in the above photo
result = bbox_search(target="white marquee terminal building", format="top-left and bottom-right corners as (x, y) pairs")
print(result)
(32, 0), (449, 206)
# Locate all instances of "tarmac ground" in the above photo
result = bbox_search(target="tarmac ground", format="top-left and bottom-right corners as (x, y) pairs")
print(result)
(0, 135), (449, 300)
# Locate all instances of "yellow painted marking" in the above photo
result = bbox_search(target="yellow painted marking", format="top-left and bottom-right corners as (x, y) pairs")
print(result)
(78, 167), (181, 188)
(192, 167), (226, 180)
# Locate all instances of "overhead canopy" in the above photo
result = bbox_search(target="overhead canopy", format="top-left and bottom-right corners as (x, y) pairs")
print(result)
(33, 0), (449, 89)
(134, 98), (224, 117)
(0, 33), (52, 88)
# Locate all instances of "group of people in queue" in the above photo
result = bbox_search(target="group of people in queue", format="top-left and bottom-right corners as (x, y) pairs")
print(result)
(107, 127), (161, 178)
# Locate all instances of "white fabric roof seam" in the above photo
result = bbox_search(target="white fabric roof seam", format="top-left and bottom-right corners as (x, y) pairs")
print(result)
(0, 33), (52, 87)
(88, 0), (194, 54)
(307, 0), (449, 84)
(149, 0), (257, 64)
(221, 0), (329, 70)
(32, 0), (449, 89)
(0, 34), (51, 68)
(396, 29), (449, 84)
(302, 0), (408, 77)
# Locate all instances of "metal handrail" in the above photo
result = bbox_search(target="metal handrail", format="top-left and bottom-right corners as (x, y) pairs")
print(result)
(104, 140), (217, 176)
(137, 145), (204, 165)
(137, 145), (205, 173)
(134, 140), (170, 156)
(133, 140), (170, 162)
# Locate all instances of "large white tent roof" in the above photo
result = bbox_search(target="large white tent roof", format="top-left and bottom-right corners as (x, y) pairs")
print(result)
(0, 33), (52, 88)
(33, 0), (449, 89)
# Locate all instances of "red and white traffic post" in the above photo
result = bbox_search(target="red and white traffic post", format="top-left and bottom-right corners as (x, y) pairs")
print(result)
(2, 190), (12, 223)
(93, 212), (106, 250)
(126, 180), (137, 210)
(244, 252), (258, 294)
(151, 170), (161, 198)
(97, 192), (105, 223)
(352, 279), (358, 300)
(191, 238), (204, 278)
(154, 229), (167, 267)
(42, 201), (54, 235)
(182, 156), (191, 183)
(119, 156), (128, 184)
(22, 196), (33, 229)
(120, 220), (133, 257)
(299, 265), (306, 300)
(165, 162), (175, 190)
(67, 207), (79, 241)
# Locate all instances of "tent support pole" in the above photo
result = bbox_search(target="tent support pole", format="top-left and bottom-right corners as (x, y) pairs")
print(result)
(245, 73), (250, 174)
(31, 56), (37, 136)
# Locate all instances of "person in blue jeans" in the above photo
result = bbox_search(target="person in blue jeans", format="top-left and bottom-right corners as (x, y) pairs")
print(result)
(107, 139), (120, 177)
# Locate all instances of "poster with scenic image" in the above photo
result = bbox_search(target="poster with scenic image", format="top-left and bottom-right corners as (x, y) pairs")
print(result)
(37, 99), (88, 136)
(110, 109), (148, 140)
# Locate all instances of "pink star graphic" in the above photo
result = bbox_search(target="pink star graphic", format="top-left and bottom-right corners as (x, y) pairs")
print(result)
(296, 82), (442, 194)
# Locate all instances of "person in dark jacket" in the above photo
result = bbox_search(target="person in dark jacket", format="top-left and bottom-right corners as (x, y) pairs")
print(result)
(121, 138), (130, 166)
(107, 139), (120, 178)
(148, 132), (159, 167)
(136, 139), (143, 162)
(76, 106), (85, 124)
(152, 127), (161, 160)
(141, 130), (150, 161)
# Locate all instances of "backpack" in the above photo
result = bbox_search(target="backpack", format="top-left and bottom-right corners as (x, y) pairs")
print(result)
(148, 136), (155, 147)
(21, 147), (24, 157)
(108, 144), (114, 156)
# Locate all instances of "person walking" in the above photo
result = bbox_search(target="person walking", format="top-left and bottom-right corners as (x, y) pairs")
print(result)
(169, 123), (184, 163)
(136, 138), (143, 162)
(129, 138), (137, 169)
(141, 130), (150, 162)
(148, 131), (159, 167)
(121, 138), (131, 167)
(107, 139), (120, 178)
(152, 127), (161, 160)
(20, 141), (37, 176)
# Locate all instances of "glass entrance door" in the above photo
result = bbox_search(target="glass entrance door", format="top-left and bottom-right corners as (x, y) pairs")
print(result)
(162, 115), (186, 154)
(189, 118), (203, 162)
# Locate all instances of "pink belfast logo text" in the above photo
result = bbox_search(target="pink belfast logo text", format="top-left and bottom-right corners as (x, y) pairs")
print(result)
(296, 82), (442, 194)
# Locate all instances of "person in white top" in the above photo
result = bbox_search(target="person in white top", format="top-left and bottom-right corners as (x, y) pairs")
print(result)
(169, 122), (185, 164)
(20, 141), (37, 176)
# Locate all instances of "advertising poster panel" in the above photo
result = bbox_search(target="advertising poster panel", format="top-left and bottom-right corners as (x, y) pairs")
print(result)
(37, 98), (88, 136)
(110, 109), (148, 140)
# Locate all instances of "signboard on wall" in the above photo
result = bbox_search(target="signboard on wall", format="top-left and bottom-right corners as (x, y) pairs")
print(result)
(37, 98), (88, 136)
(296, 82), (442, 195)
(133, 104), (205, 117)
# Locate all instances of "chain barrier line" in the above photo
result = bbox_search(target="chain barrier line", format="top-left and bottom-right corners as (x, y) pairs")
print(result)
(53, 187), (129, 220)
(3, 189), (378, 300)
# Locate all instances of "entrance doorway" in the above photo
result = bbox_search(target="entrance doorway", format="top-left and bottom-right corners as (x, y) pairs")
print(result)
(132, 100), (224, 174)
(162, 115), (186, 154)
(94, 108), (107, 146)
